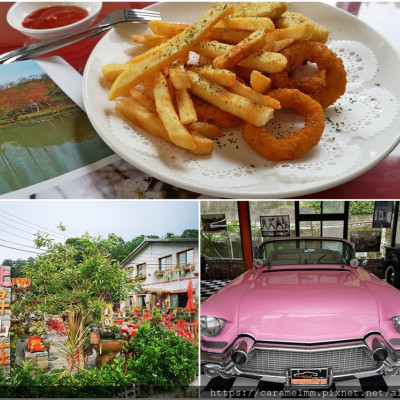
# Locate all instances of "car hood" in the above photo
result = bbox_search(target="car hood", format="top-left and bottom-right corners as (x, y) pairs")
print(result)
(237, 268), (380, 342)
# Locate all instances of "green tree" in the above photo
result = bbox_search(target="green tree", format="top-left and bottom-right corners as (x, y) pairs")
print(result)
(2, 257), (36, 277)
(25, 232), (137, 317)
(23, 231), (140, 372)
(180, 229), (199, 238)
(349, 201), (375, 215)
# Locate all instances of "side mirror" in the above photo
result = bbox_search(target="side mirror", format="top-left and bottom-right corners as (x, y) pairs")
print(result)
(253, 259), (264, 269)
(350, 259), (360, 268)
(362, 259), (369, 268)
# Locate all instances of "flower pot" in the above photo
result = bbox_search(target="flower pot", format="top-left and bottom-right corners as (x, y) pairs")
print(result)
(27, 335), (45, 353)
(93, 340), (123, 367)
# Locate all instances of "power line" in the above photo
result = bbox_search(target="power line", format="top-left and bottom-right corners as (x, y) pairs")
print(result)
(0, 227), (34, 242)
(0, 209), (65, 239)
(0, 243), (42, 255)
(0, 214), (48, 234)
(0, 220), (38, 236)
(0, 238), (45, 251)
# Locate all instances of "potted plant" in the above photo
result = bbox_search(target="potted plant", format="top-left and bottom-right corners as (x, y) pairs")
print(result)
(154, 270), (164, 277)
(134, 273), (146, 281)
(27, 322), (46, 353)
(183, 264), (195, 272)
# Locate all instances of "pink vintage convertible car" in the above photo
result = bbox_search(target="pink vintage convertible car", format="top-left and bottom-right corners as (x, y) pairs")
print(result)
(201, 237), (400, 388)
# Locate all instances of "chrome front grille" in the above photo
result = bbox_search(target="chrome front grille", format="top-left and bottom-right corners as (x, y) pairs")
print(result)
(238, 345), (381, 377)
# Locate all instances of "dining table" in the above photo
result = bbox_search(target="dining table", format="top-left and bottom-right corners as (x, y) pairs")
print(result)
(1, 1), (400, 200)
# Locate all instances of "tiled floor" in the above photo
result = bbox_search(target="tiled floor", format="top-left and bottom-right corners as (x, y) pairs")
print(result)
(200, 374), (400, 398)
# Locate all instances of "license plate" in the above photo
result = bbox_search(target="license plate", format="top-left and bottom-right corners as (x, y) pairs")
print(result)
(290, 368), (329, 386)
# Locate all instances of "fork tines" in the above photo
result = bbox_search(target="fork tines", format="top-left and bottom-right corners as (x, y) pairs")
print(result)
(128, 9), (162, 19)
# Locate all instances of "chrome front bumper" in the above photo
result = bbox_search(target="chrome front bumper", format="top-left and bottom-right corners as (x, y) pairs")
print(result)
(201, 334), (400, 383)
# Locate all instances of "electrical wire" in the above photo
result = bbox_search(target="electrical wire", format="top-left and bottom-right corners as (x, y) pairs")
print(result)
(0, 220), (39, 236)
(0, 243), (42, 255)
(0, 209), (65, 239)
(0, 227), (35, 242)
(0, 238), (45, 251)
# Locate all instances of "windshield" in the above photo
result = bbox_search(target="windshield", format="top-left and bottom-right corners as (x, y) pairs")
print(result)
(257, 238), (355, 267)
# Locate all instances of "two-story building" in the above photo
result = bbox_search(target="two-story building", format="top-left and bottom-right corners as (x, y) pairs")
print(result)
(121, 238), (198, 313)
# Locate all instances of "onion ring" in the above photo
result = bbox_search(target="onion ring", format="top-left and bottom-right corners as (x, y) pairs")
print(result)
(270, 40), (347, 109)
(243, 88), (325, 161)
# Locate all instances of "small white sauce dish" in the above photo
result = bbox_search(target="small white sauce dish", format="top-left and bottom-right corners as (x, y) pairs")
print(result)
(6, 2), (102, 40)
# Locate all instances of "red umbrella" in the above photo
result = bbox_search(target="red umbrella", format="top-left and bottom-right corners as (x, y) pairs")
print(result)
(186, 280), (195, 311)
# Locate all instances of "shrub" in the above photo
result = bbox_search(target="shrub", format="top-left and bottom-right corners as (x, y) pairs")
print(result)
(4, 359), (135, 398)
(130, 322), (198, 391)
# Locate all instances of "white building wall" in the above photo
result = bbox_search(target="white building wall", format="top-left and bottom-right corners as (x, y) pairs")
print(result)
(124, 240), (199, 294)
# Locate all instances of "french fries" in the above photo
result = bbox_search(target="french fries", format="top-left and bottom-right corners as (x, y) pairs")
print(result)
(215, 17), (275, 32)
(188, 122), (222, 138)
(187, 71), (274, 127)
(250, 70), (271, 93)
(153, 72), (196, 150)
(190, 65), (236, 87)
(274, 11), (329, 43)
(116, 97), (214, 155)
(104, 2), (332, 158)
(213, 28), (267, 69)
(169, 60), (191, 90)
(108, 2), (235, 100)
(175, 88), (197, 125)
(193, 40), (287, 73)
(233, 2), (287, 19)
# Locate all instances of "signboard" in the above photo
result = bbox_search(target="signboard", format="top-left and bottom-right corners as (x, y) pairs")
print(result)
(101, 304), (114, 328)
(373, 201), (394, 228)
(260, 215), (290, 237)
(201, 214), (227, 232)
(350, 231), (381, 252)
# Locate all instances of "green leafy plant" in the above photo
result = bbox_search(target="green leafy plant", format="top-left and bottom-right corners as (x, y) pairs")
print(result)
(130, 322), (198, 391)
(23, 229), (142, 371)
(28, 321), (46, 337)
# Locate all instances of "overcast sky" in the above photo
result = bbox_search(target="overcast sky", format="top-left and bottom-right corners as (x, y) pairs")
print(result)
(0, 200), (199, 262)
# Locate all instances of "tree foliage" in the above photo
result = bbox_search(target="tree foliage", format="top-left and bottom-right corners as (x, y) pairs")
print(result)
(2, 257), (36, 277)
(301, 201), (375, 215)
(181, 229), (199, 238)
(0, 74), (74, 124)
(23, 232), (137, 320)
(349, 201), (375, 215)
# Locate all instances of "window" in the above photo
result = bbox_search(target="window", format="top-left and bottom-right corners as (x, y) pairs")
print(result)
(159, 255), (172, 270)
(201, 201), (243, 259)
(177, 249), (194, 266)
(126, 266), (134, 279)
(137, 263), (146, 276)
(170, 293), (188, 308)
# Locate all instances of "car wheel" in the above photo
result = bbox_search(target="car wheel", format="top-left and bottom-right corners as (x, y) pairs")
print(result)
(385, 264), (400, 289)
(385, 265), (396, 286)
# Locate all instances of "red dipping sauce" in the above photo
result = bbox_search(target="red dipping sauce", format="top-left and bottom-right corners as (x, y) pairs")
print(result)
(22, 6), (89, 30)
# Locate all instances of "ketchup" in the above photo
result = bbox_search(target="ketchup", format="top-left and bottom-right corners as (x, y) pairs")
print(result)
(22, 6), (89, 29)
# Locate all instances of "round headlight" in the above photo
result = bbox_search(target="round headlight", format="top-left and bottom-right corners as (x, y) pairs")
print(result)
(392, 316), (400, 332)
(201, 316), (225, 337)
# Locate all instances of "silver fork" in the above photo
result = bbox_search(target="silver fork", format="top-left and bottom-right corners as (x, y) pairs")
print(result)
(0, 9), (161, 64)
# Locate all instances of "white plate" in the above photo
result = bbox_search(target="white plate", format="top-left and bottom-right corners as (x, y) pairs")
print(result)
(83, 2), (400, 198)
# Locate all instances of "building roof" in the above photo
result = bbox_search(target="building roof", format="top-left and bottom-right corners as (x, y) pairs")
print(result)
(121, 237), (198, 266)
